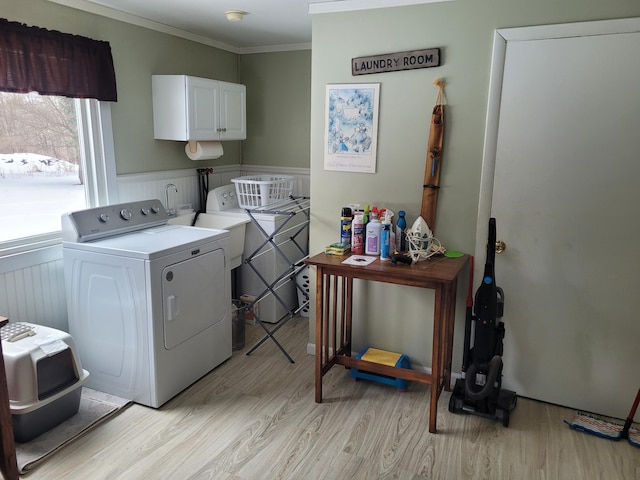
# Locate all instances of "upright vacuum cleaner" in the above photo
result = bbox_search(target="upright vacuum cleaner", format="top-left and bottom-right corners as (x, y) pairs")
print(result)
(449, 218), (517, 427)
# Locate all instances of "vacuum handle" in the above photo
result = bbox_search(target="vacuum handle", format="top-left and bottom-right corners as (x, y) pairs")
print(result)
(483, 217), (497, 281)
(487, 218), (497, 255)
(462, 256), (474, 372)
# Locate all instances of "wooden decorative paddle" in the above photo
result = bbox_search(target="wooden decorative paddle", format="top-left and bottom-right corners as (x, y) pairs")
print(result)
(420, 79), (446, 232)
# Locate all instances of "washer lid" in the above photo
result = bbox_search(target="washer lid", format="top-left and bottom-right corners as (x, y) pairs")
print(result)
(63, 224), (229, 260)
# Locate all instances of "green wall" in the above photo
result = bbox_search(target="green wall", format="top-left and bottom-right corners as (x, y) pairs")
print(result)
(3, 0), (238, 174)
(309, 1), (640, 366)
(9, 0), (639, 369)
(240, 50), (311, 167)
(2, 0), (311, 174)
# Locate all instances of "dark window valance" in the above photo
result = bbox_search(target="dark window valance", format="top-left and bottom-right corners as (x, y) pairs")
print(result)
(0, 18), (117, 101)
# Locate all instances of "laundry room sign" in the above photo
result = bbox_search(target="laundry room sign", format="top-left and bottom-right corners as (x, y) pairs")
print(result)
(352, 48), (441, 76)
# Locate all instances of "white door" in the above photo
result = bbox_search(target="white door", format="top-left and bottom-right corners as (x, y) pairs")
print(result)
(477, 18), (640, 419)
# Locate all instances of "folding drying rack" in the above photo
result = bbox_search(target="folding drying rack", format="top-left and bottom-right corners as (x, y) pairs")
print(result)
(243, 195), (310, 362)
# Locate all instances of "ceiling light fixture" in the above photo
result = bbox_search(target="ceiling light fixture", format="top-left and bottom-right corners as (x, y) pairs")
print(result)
(225, 10), (247, 22)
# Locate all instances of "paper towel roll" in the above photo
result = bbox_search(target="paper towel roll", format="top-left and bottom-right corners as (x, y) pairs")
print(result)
(185, 141), (224, 160)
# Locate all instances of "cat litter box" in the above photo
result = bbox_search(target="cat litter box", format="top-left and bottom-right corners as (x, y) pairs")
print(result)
(1, 322), (90, 442)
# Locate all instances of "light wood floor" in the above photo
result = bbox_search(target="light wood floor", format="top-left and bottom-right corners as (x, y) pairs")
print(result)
(25, 318), (639, 479)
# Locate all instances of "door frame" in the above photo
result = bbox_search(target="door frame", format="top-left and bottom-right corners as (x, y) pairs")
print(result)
(475, 17), (640, 281)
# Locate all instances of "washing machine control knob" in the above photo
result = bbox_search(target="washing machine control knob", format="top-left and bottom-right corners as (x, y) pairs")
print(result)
(140, 208), (150, 216)
(99, 213), (109, 223)
(151, 205), (161, 214)
(120, 209), (133, 221)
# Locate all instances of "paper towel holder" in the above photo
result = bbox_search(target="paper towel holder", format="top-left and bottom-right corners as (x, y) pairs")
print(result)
(184, 140), (224, 160)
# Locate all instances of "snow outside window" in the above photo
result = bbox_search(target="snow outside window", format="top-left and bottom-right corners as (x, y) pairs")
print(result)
(0, 92), (117, 259)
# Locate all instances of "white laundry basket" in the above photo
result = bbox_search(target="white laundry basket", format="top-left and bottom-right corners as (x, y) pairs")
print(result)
(232, 175), (294, 209)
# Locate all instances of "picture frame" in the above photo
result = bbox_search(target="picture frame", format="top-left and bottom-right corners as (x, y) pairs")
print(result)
(323, 83), (380, 173)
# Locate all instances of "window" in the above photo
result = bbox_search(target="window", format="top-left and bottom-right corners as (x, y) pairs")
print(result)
(0, 18), (118, 260)
(0, 92), (117, 256)
(0, 91), (84, 242)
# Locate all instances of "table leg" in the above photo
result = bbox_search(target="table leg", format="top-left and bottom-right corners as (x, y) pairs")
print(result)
(344, 277), (353, 357)
(429, 285), (446, 434)
(315, 267), (324, 403)
(442, 282), (457, 392)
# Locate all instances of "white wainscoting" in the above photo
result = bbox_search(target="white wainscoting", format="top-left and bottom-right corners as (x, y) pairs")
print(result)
(0, 165), (310, 331)
(118, 165), (310, 209)
(0, 255), (68, 331)
(117, 166), (241, 211)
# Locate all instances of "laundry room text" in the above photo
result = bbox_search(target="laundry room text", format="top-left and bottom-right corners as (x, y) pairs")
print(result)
(352, 48), (441, 76)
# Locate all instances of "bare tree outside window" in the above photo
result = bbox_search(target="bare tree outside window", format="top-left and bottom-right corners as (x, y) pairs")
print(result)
(0, 92), (86, 242)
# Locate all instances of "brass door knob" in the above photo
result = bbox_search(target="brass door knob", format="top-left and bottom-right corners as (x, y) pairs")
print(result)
(495, 240), (506, 254)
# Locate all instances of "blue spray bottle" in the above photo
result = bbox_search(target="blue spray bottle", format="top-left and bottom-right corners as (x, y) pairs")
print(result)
(380, 212), (391, 261)
(396, 210), (407, 251)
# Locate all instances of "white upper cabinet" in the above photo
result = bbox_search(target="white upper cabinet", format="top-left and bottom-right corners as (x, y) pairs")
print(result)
(152, 75), (246, 141)
(218, 81), (246, 140)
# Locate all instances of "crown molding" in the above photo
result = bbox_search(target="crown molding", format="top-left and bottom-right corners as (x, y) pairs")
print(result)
(308, 0), (453, 15)
(47, 0), (242, 53)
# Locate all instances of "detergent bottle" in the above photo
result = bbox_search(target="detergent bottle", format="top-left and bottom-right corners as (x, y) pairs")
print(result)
(384, 209), (396, 253)
(351, 212), (364, 254)
(365, 218), (381, 255)
(380, 214), (391, 261)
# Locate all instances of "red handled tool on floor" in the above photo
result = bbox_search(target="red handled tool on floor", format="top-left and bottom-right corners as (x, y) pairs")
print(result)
(565, 387), (640, 447)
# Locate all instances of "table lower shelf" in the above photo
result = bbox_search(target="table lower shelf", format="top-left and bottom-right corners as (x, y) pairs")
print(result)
(321, 353), (449, 396)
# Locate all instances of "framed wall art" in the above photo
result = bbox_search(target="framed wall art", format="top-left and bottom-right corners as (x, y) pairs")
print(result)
(324, 83), (380, 173)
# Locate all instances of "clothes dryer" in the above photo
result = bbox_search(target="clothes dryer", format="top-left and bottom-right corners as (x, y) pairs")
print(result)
(62, 199), (231, 407)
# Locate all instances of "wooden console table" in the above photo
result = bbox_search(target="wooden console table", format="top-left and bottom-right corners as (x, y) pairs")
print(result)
(305, 252), (468, 434)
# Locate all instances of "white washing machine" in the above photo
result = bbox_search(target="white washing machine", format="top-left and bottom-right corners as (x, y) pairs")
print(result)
(61, 199), (232, 408)
(207, 184), (309, 323)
